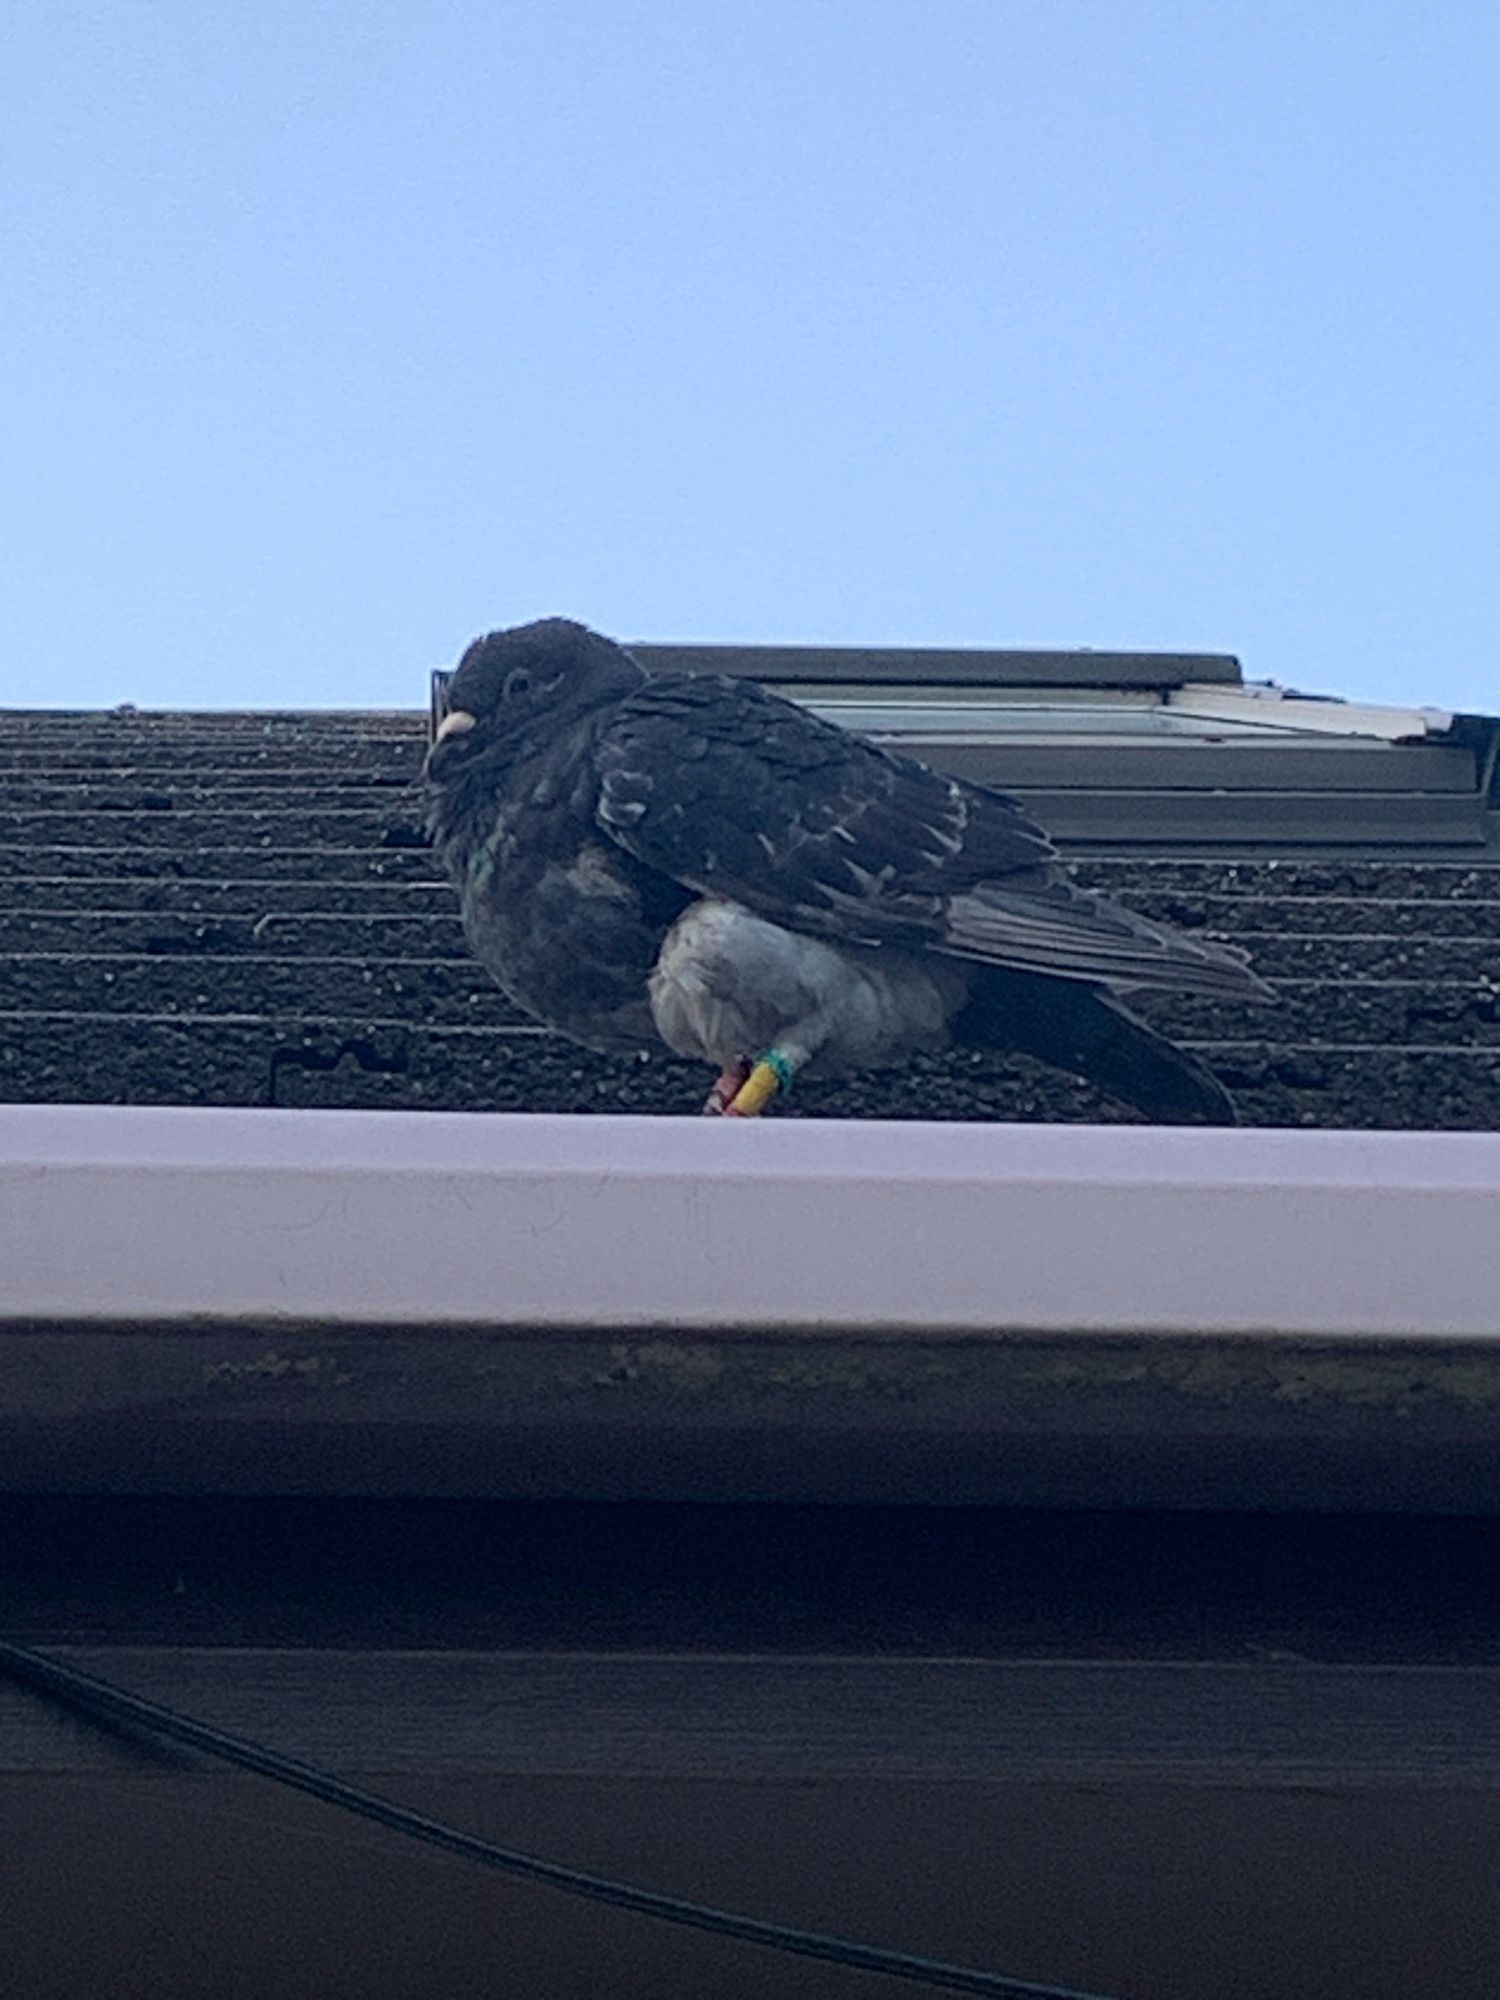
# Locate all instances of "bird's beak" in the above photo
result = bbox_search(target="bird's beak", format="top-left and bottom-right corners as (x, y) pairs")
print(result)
(425, 706), (479, 780)
(433, 709), (477, 746)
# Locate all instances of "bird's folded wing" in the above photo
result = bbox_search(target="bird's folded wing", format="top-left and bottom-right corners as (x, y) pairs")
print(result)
(593, 674), (1271, 1002)
(942, 885), (1274, 1000)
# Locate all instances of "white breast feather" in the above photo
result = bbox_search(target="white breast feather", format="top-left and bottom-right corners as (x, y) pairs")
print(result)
(648, 899), (970, 1076)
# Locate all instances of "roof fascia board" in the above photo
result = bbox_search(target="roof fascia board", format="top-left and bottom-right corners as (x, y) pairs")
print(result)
(3, 1106), (1498, 1342)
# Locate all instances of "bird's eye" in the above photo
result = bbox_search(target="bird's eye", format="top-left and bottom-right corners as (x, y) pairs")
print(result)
(503, 669), (533, 700)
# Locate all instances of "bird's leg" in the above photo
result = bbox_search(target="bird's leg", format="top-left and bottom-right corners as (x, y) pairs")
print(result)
(703, 1058), (752, 1116)
(724, 1046), (801, 1118)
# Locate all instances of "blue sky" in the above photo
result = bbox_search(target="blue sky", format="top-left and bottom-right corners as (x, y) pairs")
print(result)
(4, 1), (1497, 713)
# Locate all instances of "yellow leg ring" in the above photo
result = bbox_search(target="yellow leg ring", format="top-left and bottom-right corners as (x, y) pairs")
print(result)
(727, 1059), (784, 1117)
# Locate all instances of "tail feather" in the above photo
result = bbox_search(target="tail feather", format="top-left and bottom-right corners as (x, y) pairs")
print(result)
(959, 967), (1238, 1125)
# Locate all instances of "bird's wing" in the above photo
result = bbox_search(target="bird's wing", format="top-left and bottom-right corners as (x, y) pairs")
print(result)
(593, 675), (1271, 1001)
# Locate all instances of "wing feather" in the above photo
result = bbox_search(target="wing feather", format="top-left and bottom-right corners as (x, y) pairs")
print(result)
(593, 674), (1271, 1002)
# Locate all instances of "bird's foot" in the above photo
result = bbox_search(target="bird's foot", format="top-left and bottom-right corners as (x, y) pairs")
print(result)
(724, 1047), (799, 1118)
(703, 1060), (752, 1116)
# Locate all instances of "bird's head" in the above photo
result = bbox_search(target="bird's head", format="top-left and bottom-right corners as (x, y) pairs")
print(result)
(425, 618), (645, 786)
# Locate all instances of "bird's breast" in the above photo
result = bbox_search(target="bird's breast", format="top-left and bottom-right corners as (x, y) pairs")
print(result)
(460, 833), (672, 1055)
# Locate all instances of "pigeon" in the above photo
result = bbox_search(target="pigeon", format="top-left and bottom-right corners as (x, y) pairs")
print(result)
(424, 618), (1273, 1123)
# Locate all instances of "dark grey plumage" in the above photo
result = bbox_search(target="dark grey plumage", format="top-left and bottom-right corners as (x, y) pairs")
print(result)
(424, 618), (1272, 1123)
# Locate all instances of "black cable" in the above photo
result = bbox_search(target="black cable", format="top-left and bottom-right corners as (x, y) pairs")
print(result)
(0, 1637), (1124, 2000)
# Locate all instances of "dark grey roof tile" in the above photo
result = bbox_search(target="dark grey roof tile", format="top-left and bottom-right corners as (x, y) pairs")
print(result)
(0, 910), (465, 957)
(2, 700), (1497, 1128)
(0, 875), (457, 914)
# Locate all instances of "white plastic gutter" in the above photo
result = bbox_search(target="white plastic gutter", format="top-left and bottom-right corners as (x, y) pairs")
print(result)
(2, 1105), (1498, 1341)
